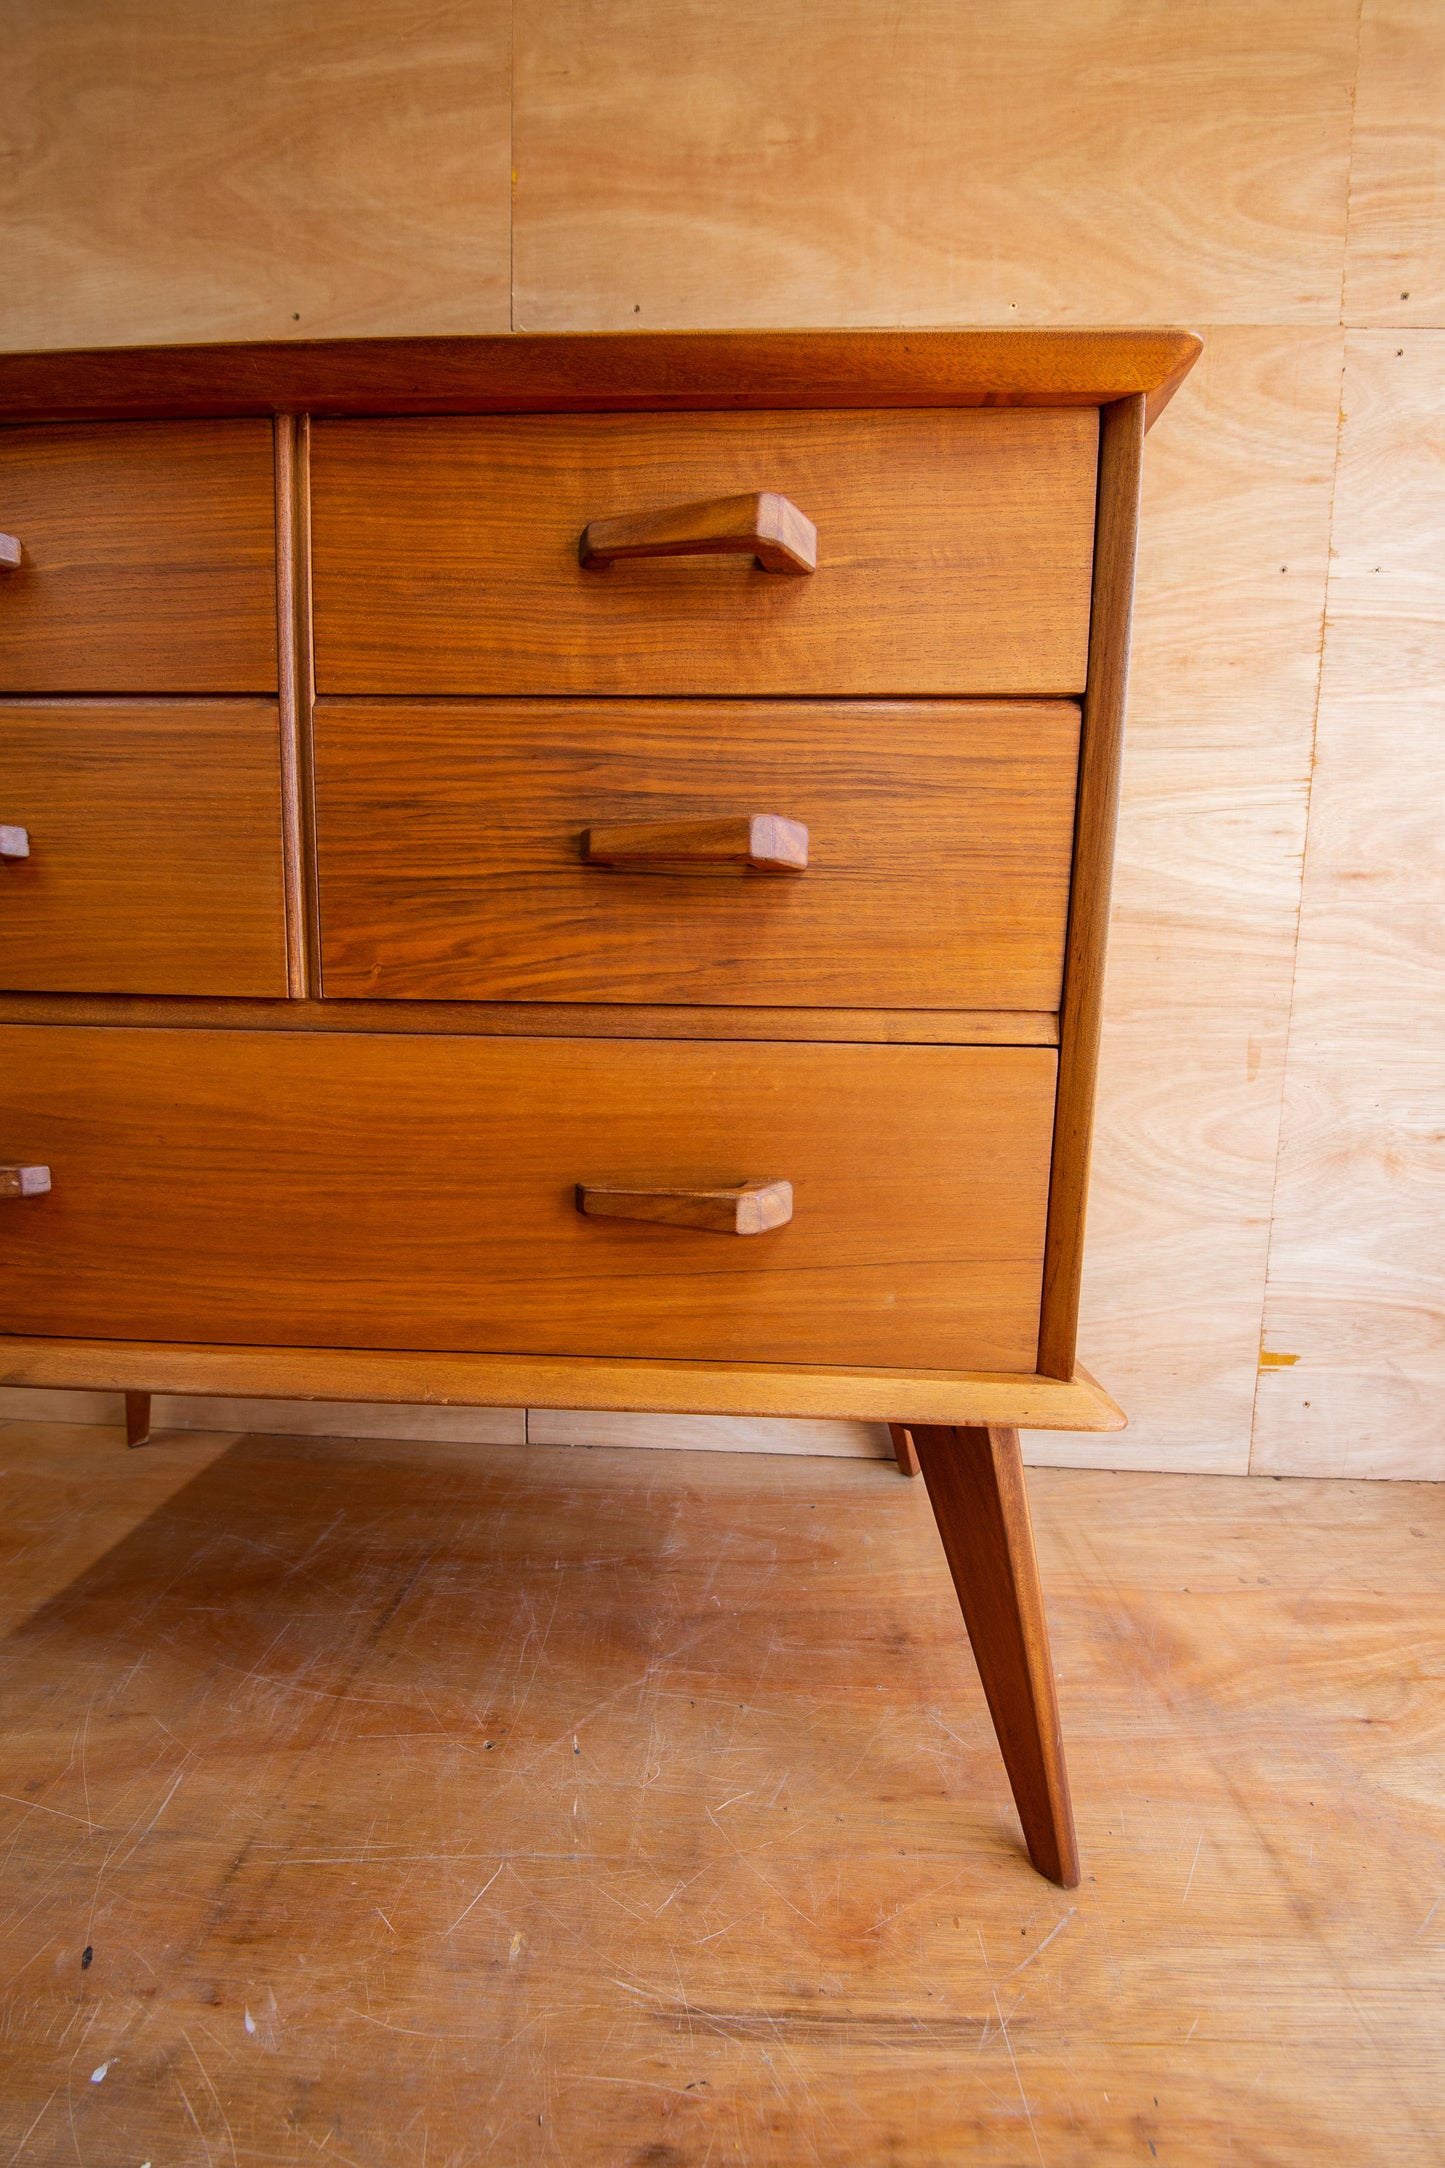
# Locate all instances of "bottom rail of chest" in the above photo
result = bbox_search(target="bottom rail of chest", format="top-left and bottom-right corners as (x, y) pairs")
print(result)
(0, 1332), (1124, 1431)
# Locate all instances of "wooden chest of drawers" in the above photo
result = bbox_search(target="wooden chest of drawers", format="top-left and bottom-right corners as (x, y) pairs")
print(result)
(0, 329), (1200, 1883)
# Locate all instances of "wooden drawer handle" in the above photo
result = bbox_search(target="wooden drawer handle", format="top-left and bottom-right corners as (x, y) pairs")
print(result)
(0, 1163), (51, 1199)
(0, 534), (20, 570)
(583, 813), (808, 875)
(0, 825), (30, 859)
(579, 492), (817, 575)
(577, 1177), (793, 1235)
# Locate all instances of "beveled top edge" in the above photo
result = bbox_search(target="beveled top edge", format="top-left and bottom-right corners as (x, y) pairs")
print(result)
(0, 328), (1202, 430)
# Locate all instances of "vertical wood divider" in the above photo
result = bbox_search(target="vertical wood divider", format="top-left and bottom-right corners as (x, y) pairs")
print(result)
(1037, 393), (1145, 1379)
(274, 413), (320, 996)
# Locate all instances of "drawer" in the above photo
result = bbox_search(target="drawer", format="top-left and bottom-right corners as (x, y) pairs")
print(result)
(0, 703), (288, 995)
(315, 699), (1080, 1010)
(310, 409), (1097, 697)
(0, 1028), (1055, 1372)
(0, 421), (277, 691)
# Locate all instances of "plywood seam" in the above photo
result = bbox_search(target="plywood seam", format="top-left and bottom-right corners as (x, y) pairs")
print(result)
(1338, 0), (1370, 327)
(1246, 337), (1351, 1472)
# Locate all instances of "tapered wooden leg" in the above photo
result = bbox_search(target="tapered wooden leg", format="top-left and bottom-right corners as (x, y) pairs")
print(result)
(124, 1391), (152, 1448)
(888, 1423), (922, 1477)
(911, 1423), (1080, 1887)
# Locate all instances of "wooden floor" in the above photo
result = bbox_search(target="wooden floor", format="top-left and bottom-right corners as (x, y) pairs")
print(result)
(1, 1420), (1441, 2166)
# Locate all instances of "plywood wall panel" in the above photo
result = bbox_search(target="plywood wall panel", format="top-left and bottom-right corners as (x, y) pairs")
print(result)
(0, 0), (511, 352)
(1030, 328), (1341, 1473)
(1253, 336), (1445, 1478)
(514, 0), (1358, 329)
(2, 3), (1436, 1480)
(1344, 0), (1445, 326)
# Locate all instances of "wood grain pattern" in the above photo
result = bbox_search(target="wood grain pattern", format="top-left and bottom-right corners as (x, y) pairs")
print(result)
(578, 1177), (795, 1235)
(0, 421), (277, 693)
(0, 703), (288, 996)
(1037, 396), (1142, 1378)
(912, 1425), (1080, 1884)
(0, 1339), (1125, 1430)
(1343, 0), (1445, 326)
(0, 992), (1061, 1046)
(514, 0), (1359, 328)
(2, 1429), (1441, 2161)
(1253, 336), (1445, 1477)
(0, 329), (1204, 427)
(314, 700), (1079, 1009)
(309, 409), (1098, 696)
(0, 1027), (1056, 1371)
(1035, 329), (1344, 1475)
(0, 0), (511, 351)
(579, 488), (818, 573)
(582, 811), (810, 874)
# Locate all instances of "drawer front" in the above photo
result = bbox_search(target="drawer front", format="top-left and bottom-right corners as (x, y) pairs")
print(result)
(0, 1028), (1055, 1371)
(316, 699), (1079, 1010)
(0, 421), (277, 692)
(0, 704), (288, 995)
(310, 410), (1097, 697)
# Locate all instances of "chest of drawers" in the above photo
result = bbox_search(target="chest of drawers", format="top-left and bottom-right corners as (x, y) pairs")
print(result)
(0, 329), (1200, 1883)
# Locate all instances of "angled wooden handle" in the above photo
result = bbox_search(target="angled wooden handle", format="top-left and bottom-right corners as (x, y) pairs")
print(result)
(579, 491), (817, 575)
(577, 1178), (793, 1235)
(582, 813), (808, 875)
(0, 535), (21, 570)
(0, 825), (30, 859)
(0, 1163), (51, 1199)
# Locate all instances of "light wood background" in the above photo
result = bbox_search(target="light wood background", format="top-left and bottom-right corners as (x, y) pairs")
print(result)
(1, 0), (1440, 1480)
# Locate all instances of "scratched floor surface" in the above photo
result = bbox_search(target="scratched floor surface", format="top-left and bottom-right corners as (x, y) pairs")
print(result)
(0, 1419), (1441, 2166)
